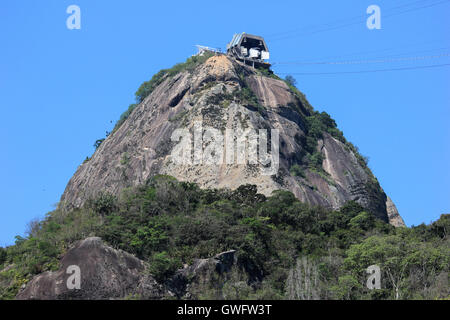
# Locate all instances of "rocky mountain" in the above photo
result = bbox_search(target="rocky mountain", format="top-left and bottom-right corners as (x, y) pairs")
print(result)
(4, 53), (447, 302)
(59, 54), (404, 226)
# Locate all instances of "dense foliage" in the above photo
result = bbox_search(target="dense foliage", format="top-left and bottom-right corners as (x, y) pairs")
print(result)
(1, 176), (448, 300)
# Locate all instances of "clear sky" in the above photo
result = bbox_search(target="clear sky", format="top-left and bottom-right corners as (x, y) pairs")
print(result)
(1, 0), (449, 246)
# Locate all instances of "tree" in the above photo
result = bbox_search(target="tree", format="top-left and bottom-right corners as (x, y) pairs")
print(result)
(285, 75), (297, 87)
(0, 247), (6, 266)
(25, 217), (42, 238)
(93, 138), (105, 150)
(344, 235), (409, 299)
(330, 275), (362, 300)
(343, 233), (449, 300)
(286, 256), (321, 300)
(149, 251), (181, 282)
(87, 192), (117, 216)
(349, 211), (375, 231)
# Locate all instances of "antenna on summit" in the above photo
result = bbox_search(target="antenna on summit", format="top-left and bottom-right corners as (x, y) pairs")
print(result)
(194, 45), (222, 56)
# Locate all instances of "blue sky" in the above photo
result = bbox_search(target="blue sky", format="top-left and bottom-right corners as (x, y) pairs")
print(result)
(0, 0), (449, 246)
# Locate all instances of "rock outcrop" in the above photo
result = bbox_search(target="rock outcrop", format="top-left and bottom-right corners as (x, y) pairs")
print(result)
(168, 250), (240, 299)
(16, 237), (242, 300)
(16, 237), (165, 300)
(386, 196), (406, 227)
(59, 54), (404, 226)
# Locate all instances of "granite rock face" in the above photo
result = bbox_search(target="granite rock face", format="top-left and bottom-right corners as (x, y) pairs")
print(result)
(386, 196), (406, 227)
(16, 237), (241, 300)
(167, 250), (240, 299)
(59, 55), (404, 226)
(16, 237), (165, 300)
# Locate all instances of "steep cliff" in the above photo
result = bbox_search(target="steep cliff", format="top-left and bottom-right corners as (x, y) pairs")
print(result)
(59, 54), (403, 226)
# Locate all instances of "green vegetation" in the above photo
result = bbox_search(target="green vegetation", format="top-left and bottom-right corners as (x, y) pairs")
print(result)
(1, 176), (448, 300)
(149, 251), (181, 282)
(112, 103), (137, 133)
(256, 66), (282, 80)
(233, 70), (267, 116)
(282, 74), (375, 183)
(289, 110), (344, 173)
(205, 89), (235, 108)
(283, 76), (314, 114)
(235, 87), (260, 109)
(110, 52), (216, 136)
(135, 69), (169, 104)
(289, 164), (304, 178)
(93, 138), (105, 150)
(281, 75), (348, 174)
(205, 81), (266, 116)
(120, 152), (130, 166)
(135, 52), (215, 104)
(284, 75), (296, 87)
